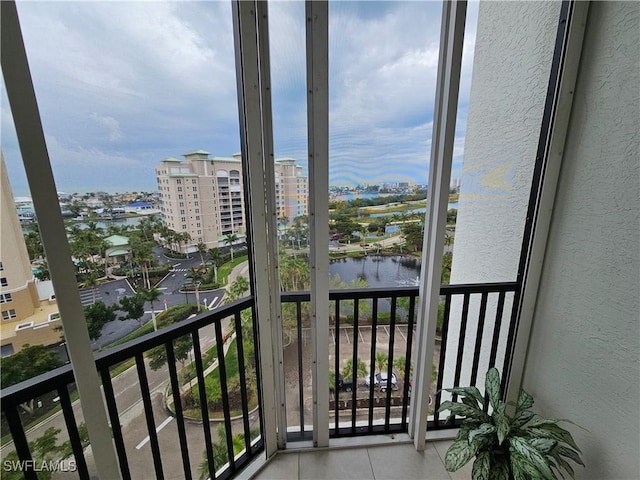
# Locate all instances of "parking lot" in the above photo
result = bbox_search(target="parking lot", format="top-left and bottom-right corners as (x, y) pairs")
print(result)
(282, 324), (440, 428)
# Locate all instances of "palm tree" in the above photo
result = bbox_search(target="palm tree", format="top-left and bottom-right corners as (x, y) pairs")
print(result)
(196, 242), (207, 265)
(186, 269), (204, 308)
(142, 287), (162, 331)
(228, 276), (250, 301)
(223, 233), (239, 261)
(341, 357), (367, 381)
(375, 351), (389, 375)
(85, 272), (99, 304)
(207, 248), (221, 283)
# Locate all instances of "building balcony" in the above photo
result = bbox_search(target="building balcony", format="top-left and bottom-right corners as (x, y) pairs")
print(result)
(1, 282), (516, 478)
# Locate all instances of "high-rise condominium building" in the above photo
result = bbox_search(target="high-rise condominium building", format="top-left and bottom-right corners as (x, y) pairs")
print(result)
(275, 158), (308, 224)
(156, 150), (246, 253)
(0, 154), (61, 356)
(156, 151), (308, 252)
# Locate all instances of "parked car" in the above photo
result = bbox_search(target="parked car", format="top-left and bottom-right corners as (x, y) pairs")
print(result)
(365, 372), (398, 392)
(337, 374), (354, 392)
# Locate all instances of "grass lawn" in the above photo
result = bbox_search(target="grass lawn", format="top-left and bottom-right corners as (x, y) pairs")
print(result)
(217, 255), (248, 286)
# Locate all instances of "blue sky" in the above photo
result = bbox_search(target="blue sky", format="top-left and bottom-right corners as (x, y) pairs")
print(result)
(1, 1), (477, 197)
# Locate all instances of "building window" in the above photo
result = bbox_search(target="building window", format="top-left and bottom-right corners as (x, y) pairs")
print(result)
(194, 201), (199, 206)
(180, 209), (185, 215)
(195, 209), (200, 214)
(178, 194), (183, 199)
(181, 217), (186, 222)
(179, 202), (184, 207)
(176, 179), (182, 184)
(192, 179), (197, 184)
(192, 187), (197, 192)
(0, 293), (12, 303)
(182, 224), (187, 230)
(0, 278), (7, 287)
(193, 194), (198, 199)
(178, 186), (182, 191)
(196, 216), (200, 221)
(2, 309), (17, 320)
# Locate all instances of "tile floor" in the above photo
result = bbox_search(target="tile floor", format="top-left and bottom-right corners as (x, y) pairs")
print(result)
(252, 440), (473, 480)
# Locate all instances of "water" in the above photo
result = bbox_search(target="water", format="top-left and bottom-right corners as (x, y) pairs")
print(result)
(329, 255), (421, 288)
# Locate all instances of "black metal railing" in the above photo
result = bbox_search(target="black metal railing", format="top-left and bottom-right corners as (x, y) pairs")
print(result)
(0, 297), (263, 480)
(281, 282), (519, 440)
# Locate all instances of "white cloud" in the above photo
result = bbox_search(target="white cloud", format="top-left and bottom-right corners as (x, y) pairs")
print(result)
(4, 1), (478, 193)
(90, 113), (122, 141)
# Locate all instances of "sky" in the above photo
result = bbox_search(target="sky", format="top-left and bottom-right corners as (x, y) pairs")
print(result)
(1, 0), (478, 197)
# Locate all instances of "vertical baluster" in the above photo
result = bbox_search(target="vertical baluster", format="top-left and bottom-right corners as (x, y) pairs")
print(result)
(334, 299), (340, 432)
(451, 293), (471, 406)
(501, 290), (520, 395)
(214, 321), (235, 472)
(296, 300), (304, 434)
(4, 406), (37, 480)
(233, 310), (252, 454)
(401, 294), (416, 427)
(368, 298), (378, 432)
(100, 367), (131, 480)
(351, 298), (359, 432)
(191, 330), (216, 479)
(135, 353), (164, 479)
(470, 292), (489, 386)
(57, 384), (89, 478)
(166, 341), (192, 480)
(433, 294), (452, 426)
(384, 296), (397, 430)
(488, 291), (506, 368)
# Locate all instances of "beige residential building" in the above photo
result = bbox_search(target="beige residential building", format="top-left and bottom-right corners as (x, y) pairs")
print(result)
(156, 150), (247, 252)
(156, 151), (308, 252)
(0, 154), (61, 356)
(275, 158), (308, 225)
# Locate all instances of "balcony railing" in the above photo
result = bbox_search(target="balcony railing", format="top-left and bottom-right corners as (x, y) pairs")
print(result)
(1, 282), (518, 478)
(281, 282), (518, 440)
(1, 297), (263, 480)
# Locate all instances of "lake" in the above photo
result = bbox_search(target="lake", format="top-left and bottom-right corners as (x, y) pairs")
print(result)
(329, 255), (421, 288)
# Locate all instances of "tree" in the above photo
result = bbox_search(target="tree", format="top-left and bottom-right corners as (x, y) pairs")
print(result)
(207, 248), (222, 283)
(84, 301), (117, 340)
(223, 233), (239, 261)
(197, 242), (207, 265)
(142, 287), (162, 331)
(147, 335), (192, 371)
(84, 271), (100, 304)
(228, 275), (250, 301)
(341, 357), (367, 381)
(401, 222), (424, 251)
(119, 292), (147, 325)
(186, 269), (205, 307)
(393, 356), (413, 382)
(1, 345), (64, 389)
(375, 351), (389, 375)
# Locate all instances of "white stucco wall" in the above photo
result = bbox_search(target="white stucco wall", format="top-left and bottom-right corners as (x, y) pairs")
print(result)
(522, 2), (639, 478)
(450, 1), (561, 285)
(442, 1), (561, 393)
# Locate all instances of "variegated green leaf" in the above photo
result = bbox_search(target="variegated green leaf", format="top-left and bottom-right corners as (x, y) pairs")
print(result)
(485, 368), (501, 410)
(438, 401), (488, 422)
(528, 424), (581, 453)
(472, 451), (490, 480)
(509, 436), (556, 480)
(462, 395), (480, 409)
(555, 445), (585, 467)
(488, 460), (510, 480)
(550, 450), (576, 478)
(444, 439), (477, 472)
(468, 423), (496, 444)
(493, 401), (511, 445)
(529, 437), (557, 454)
(516, 389), (534, 412)
(446, 386), (485, 405)
(529, 418), (560, 427)
(511, 410), (535, 429)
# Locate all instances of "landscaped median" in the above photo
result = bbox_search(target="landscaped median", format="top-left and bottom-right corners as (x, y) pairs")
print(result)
(164, 335), (259, 422)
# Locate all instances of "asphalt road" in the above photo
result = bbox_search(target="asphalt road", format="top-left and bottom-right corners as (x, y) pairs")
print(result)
(79, 248), (226, 349)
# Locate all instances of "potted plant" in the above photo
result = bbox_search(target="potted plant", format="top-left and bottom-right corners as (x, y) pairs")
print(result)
(438, 367), (584, 479)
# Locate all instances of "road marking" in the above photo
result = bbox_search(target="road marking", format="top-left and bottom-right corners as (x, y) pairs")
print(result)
(135, 417), (173, 450)
(157, 287), (167, 290)
(173, 263), (182, 267)
(207, 296), (218, 309)
(397, 326), (407, 343)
